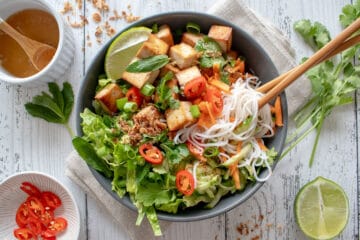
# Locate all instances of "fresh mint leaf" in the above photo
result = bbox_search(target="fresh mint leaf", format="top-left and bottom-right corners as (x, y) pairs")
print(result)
(126, 55), (170, 73)
(25, 82), (75, 137)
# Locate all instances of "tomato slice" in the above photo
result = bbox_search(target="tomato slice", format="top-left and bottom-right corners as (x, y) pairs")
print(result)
(204, 86), (223, 116)
(186, 141), (206, 162)
(42, 217), (68, 238)
(184, 76), (207, 99)
(20, 182), (41, 197)
(14, 228), (37, 240)
(176, 170), (195, 196)
(126, 86), (143, 106)
(16, 203), (30, 227)
(41, 192), (62, 210)
(26, 196), (45, 219)
(139, 143), (163, 164)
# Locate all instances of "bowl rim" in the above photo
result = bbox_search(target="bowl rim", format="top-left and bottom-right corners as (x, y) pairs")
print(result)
(0, 171), (81, 238)
(75, 11), (288, 222)
(0, 0), (66, 84)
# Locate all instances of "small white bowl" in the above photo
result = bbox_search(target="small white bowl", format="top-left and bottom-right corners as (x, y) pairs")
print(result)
(0, 171), (80, 240)
(0, 0), (75, 85)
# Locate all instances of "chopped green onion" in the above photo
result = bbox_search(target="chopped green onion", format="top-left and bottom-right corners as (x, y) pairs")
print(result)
(186, 22), (201, 33)
(116, 97), (128, 110)
(140, 83), (155, 96)
(204, 147), (219, 158)
(190, 105), (200, 118)
(99, 78), (112, 87)
(152, 23), (159, 33)
(124, 102), (138, 112)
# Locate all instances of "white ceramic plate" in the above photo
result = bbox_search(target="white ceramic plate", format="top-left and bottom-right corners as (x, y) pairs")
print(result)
(0, 171), (80, 240)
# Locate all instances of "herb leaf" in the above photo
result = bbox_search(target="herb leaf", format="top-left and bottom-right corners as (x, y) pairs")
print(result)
(72, 136), (113, 178)
(293, 20), (331, 50)
(155, 72), (179, 111)
(283, 1), (360, 166)
(25, 82), (75, 137)
(126, 55), (170, 73)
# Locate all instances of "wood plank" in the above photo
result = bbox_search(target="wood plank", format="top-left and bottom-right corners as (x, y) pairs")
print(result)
(226, 0), (358, 239)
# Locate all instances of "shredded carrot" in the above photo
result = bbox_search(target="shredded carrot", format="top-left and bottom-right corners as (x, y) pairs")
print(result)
(236, 141), (243, 152)
(229, 163), (241, 189)
(274, 96), (283, 127)
(213, 63), (221, 81)
(256, 138), (268, 151)
(270, 106), (276, 114)
(197, 102), (216, 128)
(209, 79), (230, 93)
(229, 115), (236, 122)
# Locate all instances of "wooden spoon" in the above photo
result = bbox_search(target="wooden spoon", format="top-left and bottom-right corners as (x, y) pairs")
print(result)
(0, 17), (56, 71)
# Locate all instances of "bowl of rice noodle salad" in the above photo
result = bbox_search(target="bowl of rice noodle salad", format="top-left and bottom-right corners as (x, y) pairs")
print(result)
(75, 12), (287, 233)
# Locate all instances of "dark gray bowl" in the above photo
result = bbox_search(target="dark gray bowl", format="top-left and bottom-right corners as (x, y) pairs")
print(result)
(75, 12), (288, 222)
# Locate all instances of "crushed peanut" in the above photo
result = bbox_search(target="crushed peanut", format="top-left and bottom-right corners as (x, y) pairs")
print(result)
(92, 12), (102, 23)
(61, 1), (73, 14)
(95, 26), (103, 37)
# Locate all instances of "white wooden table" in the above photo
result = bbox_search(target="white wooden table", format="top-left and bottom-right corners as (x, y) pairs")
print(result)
(0, 0), (358, 239)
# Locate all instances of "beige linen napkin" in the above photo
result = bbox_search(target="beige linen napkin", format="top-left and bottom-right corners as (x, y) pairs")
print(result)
(66, 0), (311, 239)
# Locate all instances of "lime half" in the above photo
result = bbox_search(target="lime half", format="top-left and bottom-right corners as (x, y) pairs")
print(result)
(295, 176), (349, 240)
(105, 27), (152, 80)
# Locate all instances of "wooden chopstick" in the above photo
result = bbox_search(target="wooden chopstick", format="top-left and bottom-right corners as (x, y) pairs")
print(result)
(257, 34), (360, 94)
(257, 17), (360, 109)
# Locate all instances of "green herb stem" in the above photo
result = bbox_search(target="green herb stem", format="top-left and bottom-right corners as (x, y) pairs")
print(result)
(64, 122), (75, 138)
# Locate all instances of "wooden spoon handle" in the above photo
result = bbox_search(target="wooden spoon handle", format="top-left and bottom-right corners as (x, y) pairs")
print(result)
(258, 17), (360, 108)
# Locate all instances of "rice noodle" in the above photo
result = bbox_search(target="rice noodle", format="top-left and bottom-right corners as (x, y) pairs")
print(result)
(174, 76), (275, 182)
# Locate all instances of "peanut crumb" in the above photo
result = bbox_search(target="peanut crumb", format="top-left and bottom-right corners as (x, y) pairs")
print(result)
(61, 1), (73, 14)
(92, 12), (102, 23)
(87, 41), (92, 47)
(95, 26), (103, 37)
(76, 0), (83, 9)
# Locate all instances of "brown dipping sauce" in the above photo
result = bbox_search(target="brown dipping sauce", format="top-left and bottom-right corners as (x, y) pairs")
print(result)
(0, 9), (59, 78)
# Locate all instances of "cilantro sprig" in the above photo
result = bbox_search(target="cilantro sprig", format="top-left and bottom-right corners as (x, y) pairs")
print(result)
(282, 0), (360, 166)
(25, 82), (75, 138)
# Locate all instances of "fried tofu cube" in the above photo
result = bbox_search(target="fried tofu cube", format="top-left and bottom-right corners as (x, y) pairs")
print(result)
(208, 25), (233, 52)
(175, 66), (201, 88)
(95, 83), (124, 114)
(136, 34), (169, 58)
(122, 58), (160, 88)
(160, 63), (180, 77)
(155, 25), (174, 46)
(226, 50), (238, 60)
(181, 32), (204, 47)
(169, 43), (198, 69)
(122, 70), (159, 89)
(165, 101), (196, 131)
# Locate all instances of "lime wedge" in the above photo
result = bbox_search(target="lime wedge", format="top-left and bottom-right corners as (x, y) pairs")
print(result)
(295, 176), (349, 240)
(105, 27), (152, 80)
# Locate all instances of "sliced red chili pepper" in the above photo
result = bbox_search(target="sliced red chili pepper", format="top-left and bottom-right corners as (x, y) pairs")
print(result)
(176, 170), (195, 196)
(42, 217), (68, 238)
(26, 217), (44, 235)
(16, 203), (30, 227)
(13, 228), (37, 240)
(41, 192), (62, 210)
(126, 86), (143, 106)
(139, 143), (163, 164)
(186, 141), (206, 162)
(20, 182), (41, 197)
(184, 76), (207, 99)
(204, 86), (223, 116)
(39, 210), (54, 226)
(26, 196), (45, 219)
